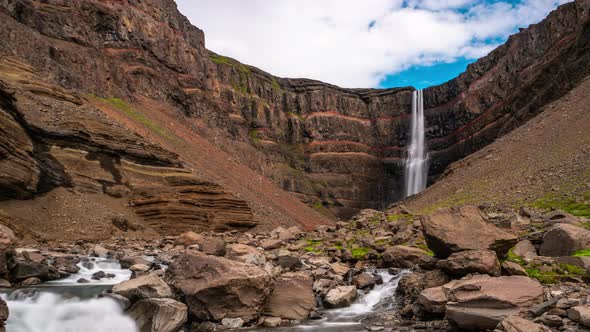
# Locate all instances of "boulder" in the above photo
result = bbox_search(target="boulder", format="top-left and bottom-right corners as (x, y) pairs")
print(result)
(0, 298), (8, 324)
(11, 261), (49, 281)
(495, 315), (551, 332)
(324, 286), (357, 308)
(444, 275), (544, 330)
(353, 273), (376, 289)
(127, 298), (187, 332)
(330, 262), (350, 276)
(226, 244), (266, 266)
(397, 270), (450, 303)
(543, 210), (581, 226)
(260, 239), (282, 250)
(512, 240), (537, 258)
(221, 318), (244, 329)
(175, 231), (204, 247)
(539, 224), (590, 256)
(502, 261), (527, 276)
(421, 206), (517, 258)
(436, 249), (501, 277)
(262, 317), (282, 327)
(112, 275), (173, 302)
(417, 286), (447, 314)
(200, 237), (226, 256)
(276, 251), (301, 270)
(568, 305), (590, 327)
(264, 272), (315, 320)
(382, 245), (434, 268)
(92, 244), (109, 257)
(165, 251), (272, 322)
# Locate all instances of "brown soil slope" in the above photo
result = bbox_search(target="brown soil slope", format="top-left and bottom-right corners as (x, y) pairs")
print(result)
(406, 75), (590, 214)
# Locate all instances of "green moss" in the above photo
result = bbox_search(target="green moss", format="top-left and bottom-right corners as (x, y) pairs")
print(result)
(560, 263), (586, 276)
(351, 247), (370, 260)
(531, 194), (590, 218)
(573, 249), (590, 257)
(386, 214), (409, 222)
(303, 239), (324, 253)
(526, 268), (560, 284)
(97, 97), (175, 142)
(416, 242), (435, 256)
(506, 248), (526, 265)
(249, 129), (261, 142)
(581, 222), (590, 231)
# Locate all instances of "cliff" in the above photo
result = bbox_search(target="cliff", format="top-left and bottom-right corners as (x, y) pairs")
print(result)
(0, 0), (589, 225)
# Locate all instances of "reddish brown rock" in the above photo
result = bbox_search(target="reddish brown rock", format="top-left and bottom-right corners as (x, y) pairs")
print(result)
(382, 245), (435, 268)
(436, 249), (501, 277)
(421, 206), (517, 258)
(539, 223), (590, 256)
(264, 272), (315, 320)
(165, 251), (272, 322)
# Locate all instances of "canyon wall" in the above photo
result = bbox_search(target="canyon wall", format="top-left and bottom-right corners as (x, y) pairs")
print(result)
(1, 0), (589, 220)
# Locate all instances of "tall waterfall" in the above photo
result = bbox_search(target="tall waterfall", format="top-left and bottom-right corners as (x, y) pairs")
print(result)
(404, 89), (428, 197)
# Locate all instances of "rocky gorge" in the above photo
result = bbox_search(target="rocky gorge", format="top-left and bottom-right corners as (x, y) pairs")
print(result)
(0, 0), (589, 331)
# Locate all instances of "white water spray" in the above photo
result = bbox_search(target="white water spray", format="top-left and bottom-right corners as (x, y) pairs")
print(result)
(404, 89), (429, 197)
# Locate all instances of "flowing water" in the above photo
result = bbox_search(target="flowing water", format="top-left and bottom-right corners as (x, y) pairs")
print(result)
(404, 89), (429, 197)
(257, 270), (410, 332)
(2, 257), (137, 332)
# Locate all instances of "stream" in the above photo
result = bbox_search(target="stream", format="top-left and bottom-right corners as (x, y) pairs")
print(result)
(2, 260), (408, 332)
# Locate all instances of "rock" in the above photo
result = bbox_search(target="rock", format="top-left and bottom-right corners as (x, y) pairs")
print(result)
(0, 279), (11, 288)
(556, 298), (582, 310)
(111, 275), (173, 302)
(437, 249), (501, 277)
(329, 262), (350, 276)
(502, 261), (528, 276)
(555, 256), (590, 271)
(175, 231), (204, 247)
(226, 244), (266, 266)
(512, 240), (537, 258)
(417, 286), (447, 314)
(444, 275), (544, 330)
(539, 314), (563, 327)
(92, 271), (107, 280)
(276, 227), (303, 241)
(262, 317), (283, 327)
(276, 251), (301, 270)
(0, 298), (7, 324)
(567, 306), (590, 327)
(313, 278), (337, 296)
(77, 278), (90, 283)
(129, 264), (151, 273)
(221, 318), (244, 329)
(540, 224), (590, 256)
(260, 239), (282, 250)
(353, 273), (375, 289)
(382, 245), (435, 268)
(421, 206), (517, 258)
(11, 261), (49, 281)
(397, 270), (450, 303)
(19, 277), (41, 286)
(92, 244), (109, 257)
(543, 210), (581, 226)
(264, 272), (315, 320)
(165, 251), (272, 322)
(324, 286), (357, 308)
(496, 315), (551, 332)
(127, 298), (187, 332)
(200, 237), (227, 256)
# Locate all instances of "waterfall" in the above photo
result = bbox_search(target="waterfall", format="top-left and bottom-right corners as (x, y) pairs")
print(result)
(404, 89), (428, 197)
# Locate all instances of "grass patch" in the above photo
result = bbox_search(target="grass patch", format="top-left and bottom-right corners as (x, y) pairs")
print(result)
(506, 248), (526, 265)
(526, 268), (560, 284)
(560, 263), (586, 276)
(581, 222), (590, 231)
(531, 194), (590, 218)
(416, 242), (435, 256)
(351, 247), (370, 260)
(303, 239), (323, 253)
(271, 78), (282, 92)
(97, 97), (175, 142)
(573, 249), (590, 257)
(386, 214), (412, 222)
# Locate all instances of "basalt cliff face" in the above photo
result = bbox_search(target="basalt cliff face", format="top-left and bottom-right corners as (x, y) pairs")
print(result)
(0, 0), (589, 226)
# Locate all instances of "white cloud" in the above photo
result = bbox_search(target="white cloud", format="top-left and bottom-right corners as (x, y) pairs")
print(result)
(176, 0), (573, 88)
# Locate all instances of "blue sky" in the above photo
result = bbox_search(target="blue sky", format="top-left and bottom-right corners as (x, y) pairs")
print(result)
(177, 0), (572, 89)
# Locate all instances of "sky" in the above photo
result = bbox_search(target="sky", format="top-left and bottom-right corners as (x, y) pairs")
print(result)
(176, 0), (573, 89)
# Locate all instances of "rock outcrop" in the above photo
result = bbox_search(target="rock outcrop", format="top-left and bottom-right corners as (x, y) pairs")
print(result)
(165, 251), (272, 322)
(421, 205), (517, 258)
(0, 0), (589, 218)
